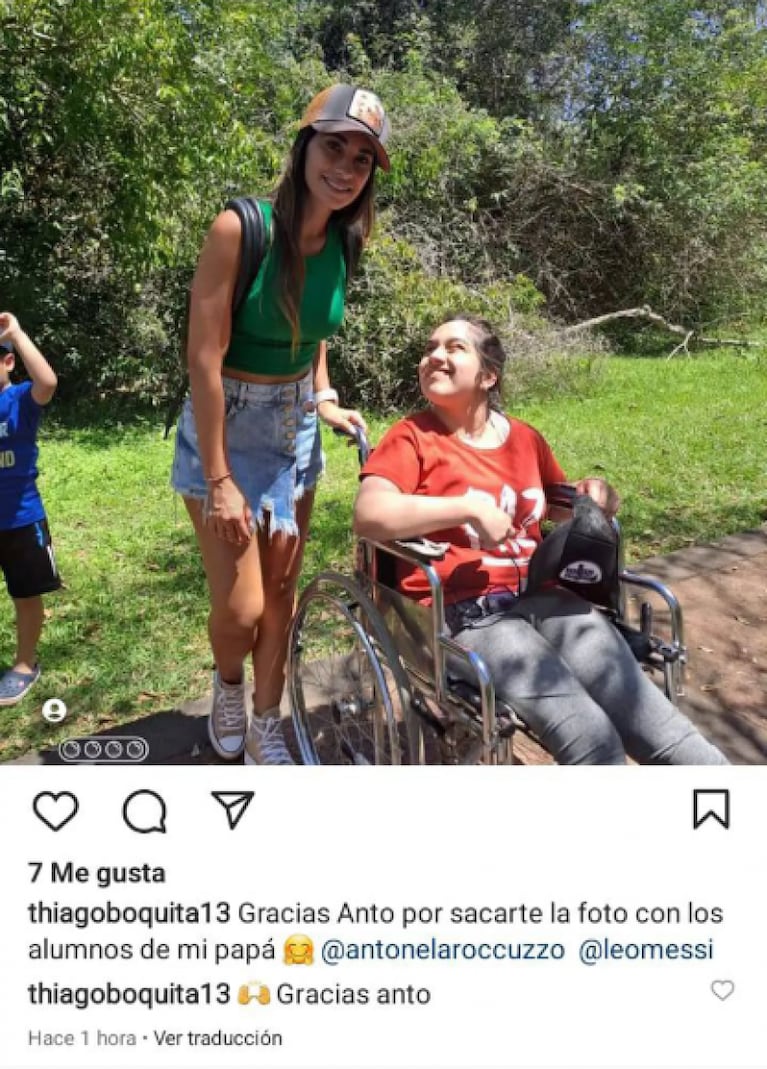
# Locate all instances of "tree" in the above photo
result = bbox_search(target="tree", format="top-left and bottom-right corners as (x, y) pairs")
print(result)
(0, 0), (316, 397)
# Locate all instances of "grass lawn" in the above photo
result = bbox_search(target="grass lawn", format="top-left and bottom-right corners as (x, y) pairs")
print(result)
(1, 349), (765, 760)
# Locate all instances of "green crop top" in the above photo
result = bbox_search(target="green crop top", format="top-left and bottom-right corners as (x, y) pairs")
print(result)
(223, 201), (347, 376)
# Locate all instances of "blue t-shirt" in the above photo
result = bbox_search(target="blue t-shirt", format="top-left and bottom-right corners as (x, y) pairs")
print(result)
(0, 381), (45, 529)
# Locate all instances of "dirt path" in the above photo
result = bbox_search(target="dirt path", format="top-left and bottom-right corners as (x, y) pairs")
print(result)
(635, 528), (767, 763)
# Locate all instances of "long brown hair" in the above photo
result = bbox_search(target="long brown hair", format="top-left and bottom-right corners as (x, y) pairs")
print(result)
(271, 128), (377, 351)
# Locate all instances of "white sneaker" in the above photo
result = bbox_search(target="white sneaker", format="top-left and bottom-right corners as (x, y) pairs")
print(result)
(244, 713), (295, 765)
(208, 671), (247, 760)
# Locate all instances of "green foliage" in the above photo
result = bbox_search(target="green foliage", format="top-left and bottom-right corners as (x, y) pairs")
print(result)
(557, 0), (767, 320)
(304, 1), (577, 120)
(502, 328), (607, 405)
(0, 0), (319, 399)
(1, 0), (767, 409)
(335, 226), (545, 410)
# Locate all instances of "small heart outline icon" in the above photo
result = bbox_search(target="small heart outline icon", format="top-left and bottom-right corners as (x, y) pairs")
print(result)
(32, 791), (79, 831)
(711, 980), (734, 1001)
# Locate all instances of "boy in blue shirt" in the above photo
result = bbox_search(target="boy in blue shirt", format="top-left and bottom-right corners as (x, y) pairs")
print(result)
(0, 312), (60, 705)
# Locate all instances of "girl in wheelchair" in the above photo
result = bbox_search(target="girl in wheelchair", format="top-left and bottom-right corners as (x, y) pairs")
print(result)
(353, 315), (727, 764)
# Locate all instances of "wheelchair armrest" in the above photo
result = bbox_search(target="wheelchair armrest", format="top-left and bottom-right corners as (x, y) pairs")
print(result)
(392, 538), (449, 563)
(619, 569), (685, 650)
(358, 537), (448, 597)
(359, 536), (449, 645)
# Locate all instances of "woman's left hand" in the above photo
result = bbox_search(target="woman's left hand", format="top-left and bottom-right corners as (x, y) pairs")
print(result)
(575, 477), (621, 521)
(317, 400), (368, 436)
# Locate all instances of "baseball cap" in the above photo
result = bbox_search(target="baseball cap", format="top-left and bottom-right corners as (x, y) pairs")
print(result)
(0, 339), (13, 355)
(300, 85), (391, 171)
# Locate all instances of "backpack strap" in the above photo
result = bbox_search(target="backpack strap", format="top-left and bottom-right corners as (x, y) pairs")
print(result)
(224, 196), (268, 318)
(163, 197), (268, 439)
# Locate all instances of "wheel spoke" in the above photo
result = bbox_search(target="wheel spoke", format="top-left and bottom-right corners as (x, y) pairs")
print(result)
(289, 574), (414, 765)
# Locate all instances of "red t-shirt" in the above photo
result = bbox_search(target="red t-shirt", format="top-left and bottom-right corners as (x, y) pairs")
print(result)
(361, 410), (566, 603)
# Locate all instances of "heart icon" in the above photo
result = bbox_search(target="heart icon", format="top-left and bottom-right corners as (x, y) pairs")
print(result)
(33, 791), (79, 831)
(711, 980), (734, 1001)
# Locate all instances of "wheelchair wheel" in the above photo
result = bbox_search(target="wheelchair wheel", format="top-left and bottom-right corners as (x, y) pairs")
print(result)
(288, 572), (415, 765)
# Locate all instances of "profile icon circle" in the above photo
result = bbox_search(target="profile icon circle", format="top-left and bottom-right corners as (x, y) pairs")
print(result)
(42, 698), (68, 724)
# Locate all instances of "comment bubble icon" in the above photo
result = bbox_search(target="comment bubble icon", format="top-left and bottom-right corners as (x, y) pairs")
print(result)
(122, 789), (167, 834)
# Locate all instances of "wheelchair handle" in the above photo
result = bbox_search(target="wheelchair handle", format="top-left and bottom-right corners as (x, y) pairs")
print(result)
(332, 425), (370, 466)
(544, 482), (577, 510)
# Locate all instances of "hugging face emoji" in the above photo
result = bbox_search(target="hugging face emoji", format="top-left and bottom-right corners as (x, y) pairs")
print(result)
(284, 933), (314, 965)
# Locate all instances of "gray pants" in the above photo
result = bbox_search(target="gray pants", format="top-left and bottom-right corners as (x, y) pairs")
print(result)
(450, 590), (728, 765)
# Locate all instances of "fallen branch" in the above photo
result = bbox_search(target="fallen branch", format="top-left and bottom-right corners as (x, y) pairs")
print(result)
(562, 305), (761, 355)
(666, 330), (694, 360)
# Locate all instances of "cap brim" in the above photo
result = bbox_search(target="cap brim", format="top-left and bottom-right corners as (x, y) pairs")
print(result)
(310, 119), (391, 171)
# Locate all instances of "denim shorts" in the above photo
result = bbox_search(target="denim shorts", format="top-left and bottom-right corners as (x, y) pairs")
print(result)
(170, 370), (323, 538)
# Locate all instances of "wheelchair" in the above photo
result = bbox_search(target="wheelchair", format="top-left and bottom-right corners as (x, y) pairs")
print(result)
(287, 430), (687, 766)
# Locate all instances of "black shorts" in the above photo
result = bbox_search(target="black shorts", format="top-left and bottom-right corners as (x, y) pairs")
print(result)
(0, 518), (62, 599)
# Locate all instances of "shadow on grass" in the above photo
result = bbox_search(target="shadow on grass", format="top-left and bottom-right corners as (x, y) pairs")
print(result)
(623, 502), (766, 560)
(46, 396), (168, 429)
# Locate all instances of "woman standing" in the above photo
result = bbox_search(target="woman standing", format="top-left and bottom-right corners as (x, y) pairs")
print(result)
(173, 85), (390, 764)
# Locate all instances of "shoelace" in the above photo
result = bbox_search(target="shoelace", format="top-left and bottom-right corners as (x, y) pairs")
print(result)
(250, 717), (292, 762)
(215, 686), (245, 733)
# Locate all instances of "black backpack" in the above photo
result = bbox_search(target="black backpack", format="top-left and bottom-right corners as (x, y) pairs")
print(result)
(163, 196), (268, 438)
(526, 493), (621, 612)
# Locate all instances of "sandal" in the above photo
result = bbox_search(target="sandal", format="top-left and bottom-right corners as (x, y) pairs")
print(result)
(0, 665), (41, 706)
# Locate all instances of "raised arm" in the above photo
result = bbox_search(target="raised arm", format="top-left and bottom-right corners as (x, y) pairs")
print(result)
(353, 475), (515, 550)
(0, 313), (57, 405)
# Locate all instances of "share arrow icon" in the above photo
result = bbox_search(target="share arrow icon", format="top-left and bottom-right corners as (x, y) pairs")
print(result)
(211, 791), (255, 830)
